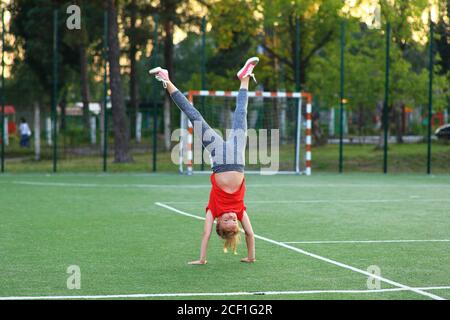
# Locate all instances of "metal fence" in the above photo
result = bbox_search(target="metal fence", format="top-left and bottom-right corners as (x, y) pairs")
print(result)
(0, 5), (449, 174)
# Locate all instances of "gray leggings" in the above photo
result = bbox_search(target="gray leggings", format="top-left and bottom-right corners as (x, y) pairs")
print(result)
(170, 89), (248, 173)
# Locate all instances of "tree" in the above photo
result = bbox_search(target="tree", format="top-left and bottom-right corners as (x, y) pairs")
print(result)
(64, 1), (105, 134)
(10, 0), (83, 139)
(107, 0), (133, 162)
(207, 0), (259, 79)
(306, 0), (449, 148)
(379, 0), (449, 142)
(435, 0), (450, 78)
(122, 0), (152, 138)
(11, 2), (63, 98)
(149, 0), (206, 151)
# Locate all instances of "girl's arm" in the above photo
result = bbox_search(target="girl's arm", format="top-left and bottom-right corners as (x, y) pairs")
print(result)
(240, 211), (255, 263)
(188, 211), (214, 265)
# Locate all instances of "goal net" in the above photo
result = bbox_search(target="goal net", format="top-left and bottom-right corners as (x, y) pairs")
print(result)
(177, 90), (312, 175)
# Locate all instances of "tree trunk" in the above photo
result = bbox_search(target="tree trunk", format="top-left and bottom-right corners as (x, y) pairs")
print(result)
(34, 102), (41, 161)
(80, 44), (91, 133)
(394, 103), (404, 144)
(59, 93), (67, 157)
(100, 99), (105, 152)
(312, 114), (326, 146)
(401, 104), (406, 137)
(375, 102), (385, 150)
(60, 92), (67, 132)
(130, 45), (138, 140)
(163, 20), (174, 151)
(128, 0), (139, 141)
(358, 103), (364, 143)
(375, 130), (385, 150)
(107, 0), (133, 162)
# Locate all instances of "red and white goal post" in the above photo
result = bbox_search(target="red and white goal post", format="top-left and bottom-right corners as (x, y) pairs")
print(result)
(178, 90), (312, 176)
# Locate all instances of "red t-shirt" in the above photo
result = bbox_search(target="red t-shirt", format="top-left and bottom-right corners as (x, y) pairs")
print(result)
(205, 173), (246, 221)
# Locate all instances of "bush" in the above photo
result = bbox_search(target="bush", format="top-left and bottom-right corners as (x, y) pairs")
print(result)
(64, 125), (89, 145)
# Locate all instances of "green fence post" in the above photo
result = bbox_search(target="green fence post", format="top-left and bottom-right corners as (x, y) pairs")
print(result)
(339, 18), (345, 174)
(200, 16), (206, 172)
(152, 14), (159, 172)
(295, 17), (300, 91)
(294, 16), (301, 173)
(426, 19), (434, 175)
(103, 10), (108, 172)
(52, 9), (58, 173)
(383, 22), (391, 174)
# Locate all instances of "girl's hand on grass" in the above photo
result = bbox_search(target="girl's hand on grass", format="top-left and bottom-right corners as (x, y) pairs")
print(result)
(240, 257), (256, 263)
(188, 260), (207, 265)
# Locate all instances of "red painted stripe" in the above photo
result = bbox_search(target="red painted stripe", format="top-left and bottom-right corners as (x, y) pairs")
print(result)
(305, 160), (311, 167)
(306, 114), (312, 120)
(189, 91), (311, 99)
(302, 92), (313, 103)
(306, 144), (311, 151)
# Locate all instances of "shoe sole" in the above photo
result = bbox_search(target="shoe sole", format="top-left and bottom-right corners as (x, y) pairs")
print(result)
(149, 67), (163, 75)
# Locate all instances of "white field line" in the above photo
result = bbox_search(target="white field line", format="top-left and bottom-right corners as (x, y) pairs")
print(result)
(283, 240), (450, 244)
(154, 202), (446, 301)
(8, 181), (211, 189)
(161, 199), (450, 204)
(3, 180), (450, 189)
(5, 181), (450, 204)
(1, 286), (450, 300)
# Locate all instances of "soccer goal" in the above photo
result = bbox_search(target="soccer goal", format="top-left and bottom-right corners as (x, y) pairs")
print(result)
(178, 90), (312, 175)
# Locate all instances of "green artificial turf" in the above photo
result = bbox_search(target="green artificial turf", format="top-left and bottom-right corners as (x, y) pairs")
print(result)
(0, 173), (449, 300)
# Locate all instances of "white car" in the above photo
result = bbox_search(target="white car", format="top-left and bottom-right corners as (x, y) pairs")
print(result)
(435, 123), (450, 140)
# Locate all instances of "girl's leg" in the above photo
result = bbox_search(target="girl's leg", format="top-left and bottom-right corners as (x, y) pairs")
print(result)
(226, 77), (250, 166)
(165, 80), (179, 95)
(150, 67), (226, 166)
(149, 68), (219, 144)
(165, 80), (226, 166)
(166, 80), (224, 148)
(231, 77), (249, 132)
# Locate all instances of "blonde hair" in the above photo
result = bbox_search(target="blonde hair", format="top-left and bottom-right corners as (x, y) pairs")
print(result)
(216, 222), (241, 254)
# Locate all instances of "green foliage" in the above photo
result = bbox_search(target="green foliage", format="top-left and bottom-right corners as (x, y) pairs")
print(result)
(64, 124), (89, 145)
(307, 13), (449, 116)
(8, 0), (105, 108)
(4, 0), (449, 148)
(209, 0), (260, 50)
(8, 61), (46, 109)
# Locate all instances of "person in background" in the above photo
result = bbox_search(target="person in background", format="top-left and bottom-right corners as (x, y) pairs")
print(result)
(19, 117), (32, 148)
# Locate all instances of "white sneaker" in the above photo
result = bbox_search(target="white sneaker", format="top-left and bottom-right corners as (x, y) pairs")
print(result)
(149, 67), (170, 88)
(237, 57), (259, 83)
